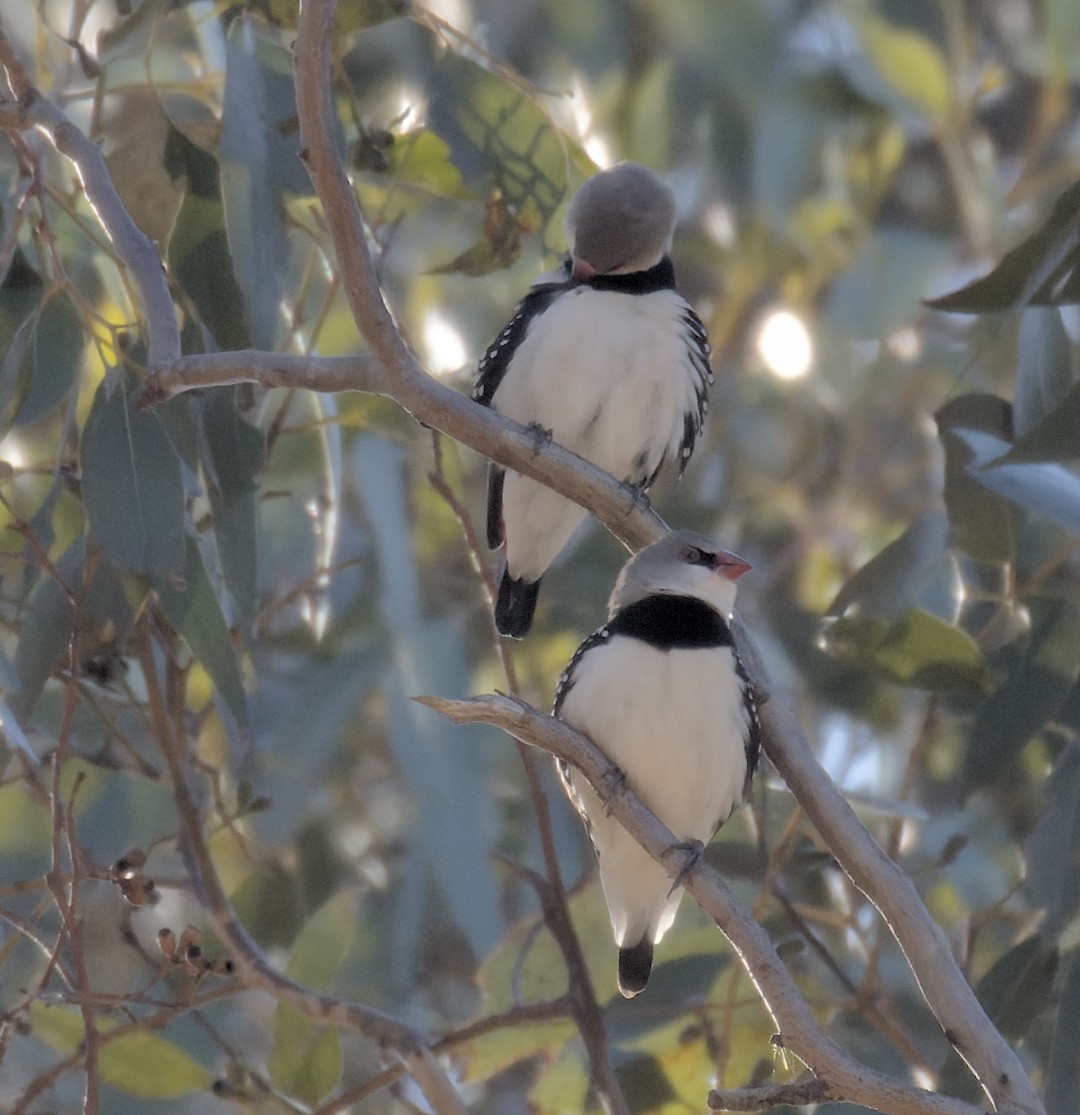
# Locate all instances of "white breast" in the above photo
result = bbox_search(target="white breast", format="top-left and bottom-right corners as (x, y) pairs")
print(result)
(492, 287), (702, 582)
(558, 636), (750, 947)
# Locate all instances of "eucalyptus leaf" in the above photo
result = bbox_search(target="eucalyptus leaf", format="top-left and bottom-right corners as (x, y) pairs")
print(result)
(1003, 379), (1080, 464)
(198, 389), (265, 636)
(935, 395), (1016, 558)
(167, 133), (251, 351)
(427, 50), (574, 262)
(29, 1002), (211, 1098)
(355, 435), (502, 962)
(927, 179), (1080, 312)
(858, 14), (950, 120)
(829, 510), (950, 621)
(221, 16), (308, 350)
(1025, 744), (1080, 933)
(158, 537), (250, 731)
(972, 936), (1058, 1041)
(81, 375), (185, 585)
(1046, 951), (1080, 1115)
(964, 600), (1080, 788)
(822, 609), (990, 692)
(1014, 306), (1073, 438)
(269, 890), (357, 1104)
(10, 540), (133, 723)
(958, 428), (1080, 537)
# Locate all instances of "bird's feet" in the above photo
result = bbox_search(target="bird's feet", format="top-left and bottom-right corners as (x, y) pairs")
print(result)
(600, 765), (627, 815)
(663, 839), (705, 895)
(526, 422), (553, 454)
(625, 480), (652, 511)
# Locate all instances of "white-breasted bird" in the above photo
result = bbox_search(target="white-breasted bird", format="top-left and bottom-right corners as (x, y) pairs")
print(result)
(553, 531), (761, 998)
(473, 163), (713, 637)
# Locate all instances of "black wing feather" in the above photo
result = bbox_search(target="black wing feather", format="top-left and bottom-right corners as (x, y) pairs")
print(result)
(553, 623), (615, 845)
(676, 307), (714, 475)
(472, 278), (568, 407)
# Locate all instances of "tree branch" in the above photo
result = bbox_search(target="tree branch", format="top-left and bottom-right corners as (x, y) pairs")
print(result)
(286, 3), (1043, 1111)
(134, 616), (467, 1115)
(418, 692), (1022, 1115)
(0, 25), (180, 371)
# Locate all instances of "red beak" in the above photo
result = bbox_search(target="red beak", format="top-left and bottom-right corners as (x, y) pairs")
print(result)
(713, 550), (751, 581)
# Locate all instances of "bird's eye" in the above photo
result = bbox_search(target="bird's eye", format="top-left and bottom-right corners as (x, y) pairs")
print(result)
(680, 545), (707, 565)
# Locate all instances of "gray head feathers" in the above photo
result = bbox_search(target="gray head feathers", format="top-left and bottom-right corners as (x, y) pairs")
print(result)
(610, 531), (751, 619)
(566, 162), (677, 276)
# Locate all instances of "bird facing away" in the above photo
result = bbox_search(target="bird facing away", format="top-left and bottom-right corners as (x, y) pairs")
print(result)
(473, 163), (714, 638)
(553, 532), (761, 998)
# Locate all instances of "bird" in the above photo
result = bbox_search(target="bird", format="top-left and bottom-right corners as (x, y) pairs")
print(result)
(552, 531), (761, 998)
(473, 162), (714, 638)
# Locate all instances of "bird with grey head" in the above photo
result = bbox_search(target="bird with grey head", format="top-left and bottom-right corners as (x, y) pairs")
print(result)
(473, 164), (714, 638)
(553, 531), (761, 997)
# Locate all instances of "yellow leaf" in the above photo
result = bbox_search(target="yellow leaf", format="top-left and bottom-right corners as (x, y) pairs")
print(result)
(860, 15), (951, 120)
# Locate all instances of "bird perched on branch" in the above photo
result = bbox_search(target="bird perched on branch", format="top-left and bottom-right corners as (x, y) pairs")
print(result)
(553, 531), (760, 998)
(473, 163), (713, 637)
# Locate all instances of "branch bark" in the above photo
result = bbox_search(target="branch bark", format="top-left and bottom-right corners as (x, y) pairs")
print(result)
(419, 692), (999, 1115)
(0, 26), (180, 371)
(134, 616), (468, 1115)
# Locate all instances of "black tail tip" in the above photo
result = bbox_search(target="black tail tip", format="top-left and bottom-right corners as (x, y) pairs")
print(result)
(618, 940), (653, 999)
(495, 571), (542, 638)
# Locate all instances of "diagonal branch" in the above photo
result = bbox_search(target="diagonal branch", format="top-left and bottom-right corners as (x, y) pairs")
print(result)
(419, 692), (1003, 1115)
(0, 25), (180, 371)
(134, 615), (467, 1115)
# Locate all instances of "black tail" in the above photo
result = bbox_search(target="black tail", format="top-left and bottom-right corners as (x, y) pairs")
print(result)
(495, 570), (542, 638)
(618, 939), (653, 998)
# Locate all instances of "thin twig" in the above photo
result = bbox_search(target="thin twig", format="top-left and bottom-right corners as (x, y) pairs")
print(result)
(133, 612), (469, 1115)
(0, 27), (179, 370)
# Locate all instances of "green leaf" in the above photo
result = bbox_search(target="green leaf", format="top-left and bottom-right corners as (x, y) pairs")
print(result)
(221, 16), (308, 350)
(829, 510), (950, 621)
(858, 15), (950, 120)
(355, 436), (503, 963)
(973, 936), (1058, 1042)
(30, 1003), (211, 1098)
(167, 136), (251, 351)
(269, 891), (357, 1105)
(934, 394), (1016, 561)
(1026, 744), (1080, 935)
(822, 609), (990, 692)
(11, 540), (134, 723)
(158, 536), (250, 730)
(965, 600), (1080, 788)
(1014, 307), (1074, 438)
(427, 49), (576, 262)
(384, 128), (472, 200)
(1003, 379), (1080, 464)
(17, 292), (84, 425)
(1047, 951), (1080, 1115)
(199, 389), (265, 636)
(528, 1042), (592, 1115)
(959, 428), (1080, 536)
(927, 179), (1080, 312)
(81, 374), (185, 585)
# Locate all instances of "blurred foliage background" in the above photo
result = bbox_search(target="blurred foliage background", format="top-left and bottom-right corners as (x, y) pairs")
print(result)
(3, 0), (1080, 1112)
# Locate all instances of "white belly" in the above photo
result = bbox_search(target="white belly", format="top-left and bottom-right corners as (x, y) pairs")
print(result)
(558, 635), (750, 946)
(492, 287), (701, 582)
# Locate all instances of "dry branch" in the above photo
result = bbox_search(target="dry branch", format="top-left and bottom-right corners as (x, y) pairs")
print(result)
(419, 692), (1002, 1115)
(0, 26), (180, 371)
